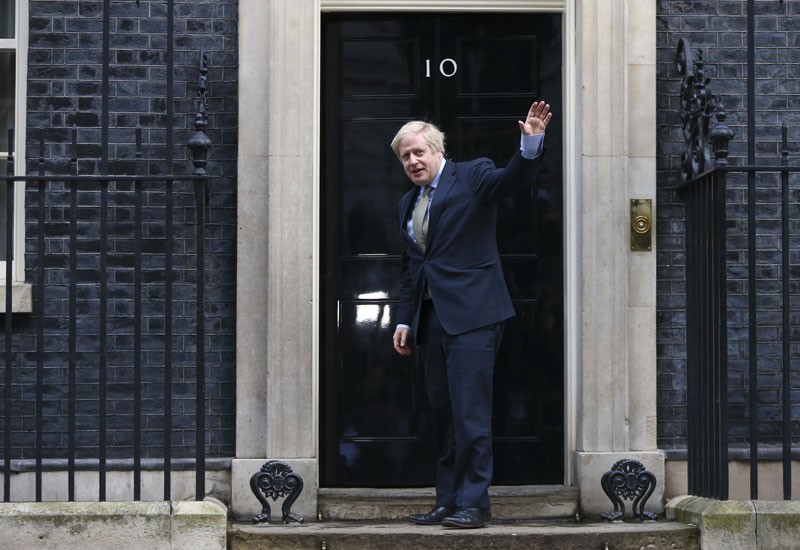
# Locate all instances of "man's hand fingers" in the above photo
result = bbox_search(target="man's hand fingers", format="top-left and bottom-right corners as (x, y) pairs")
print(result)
(530, 102), (550, 121)
(394, 340), (411, 356)
(538, 111), (552, 130)
(393, 328), (412, 356)
(520, 101), (552, 135)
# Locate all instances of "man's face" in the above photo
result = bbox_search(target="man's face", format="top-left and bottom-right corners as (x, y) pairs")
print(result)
(398, 133), (443, 187)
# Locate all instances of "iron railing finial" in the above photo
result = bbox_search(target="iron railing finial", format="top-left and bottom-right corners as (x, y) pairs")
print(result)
(188, 49), (211, 178)
(709, 104), (734, 167)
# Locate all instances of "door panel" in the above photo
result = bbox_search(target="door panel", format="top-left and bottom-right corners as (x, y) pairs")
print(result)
(342, 39), (418, 96)
(322, 12), (564, 487)
(456, 38), (538, 96)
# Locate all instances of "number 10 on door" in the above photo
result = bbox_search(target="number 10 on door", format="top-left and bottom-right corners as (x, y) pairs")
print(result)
(425, 58), (458, 78)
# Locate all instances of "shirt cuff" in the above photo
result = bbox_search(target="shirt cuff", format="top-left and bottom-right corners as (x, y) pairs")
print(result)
(519, 133), (545, 160)
(396, 324), (411, 330)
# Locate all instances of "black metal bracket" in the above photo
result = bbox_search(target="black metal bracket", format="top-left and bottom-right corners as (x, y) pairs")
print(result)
(249, 460), (305, 525)
(601, 459), (658, 522)
(675, 38), (735, 184)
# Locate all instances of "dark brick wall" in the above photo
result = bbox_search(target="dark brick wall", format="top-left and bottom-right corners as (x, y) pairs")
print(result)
(657, 1), (800, 451)
(6, 0), (238, 461)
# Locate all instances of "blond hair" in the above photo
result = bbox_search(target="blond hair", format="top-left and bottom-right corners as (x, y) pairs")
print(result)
(390, 121), (446, 159)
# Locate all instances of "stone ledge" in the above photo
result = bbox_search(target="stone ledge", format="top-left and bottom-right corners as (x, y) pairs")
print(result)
(230, 519), (698, 550)
(0, 499), (227, 550)
(0, 283), (32, 313)
(666, 495), (800, 550)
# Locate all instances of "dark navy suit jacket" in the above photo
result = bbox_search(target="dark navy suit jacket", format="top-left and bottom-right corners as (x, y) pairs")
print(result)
(397, 150), (544, 337)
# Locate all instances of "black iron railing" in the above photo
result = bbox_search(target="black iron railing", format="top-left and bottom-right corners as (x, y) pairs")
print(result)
(0, 169), (209, 503)
(676, 37), (732, 501)
(678, 37), (800, 501)
(0, 50), (213, 503)
(0, 166), (209, 503)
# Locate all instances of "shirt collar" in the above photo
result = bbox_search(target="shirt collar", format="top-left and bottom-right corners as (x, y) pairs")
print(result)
(428, 158), (446, 191)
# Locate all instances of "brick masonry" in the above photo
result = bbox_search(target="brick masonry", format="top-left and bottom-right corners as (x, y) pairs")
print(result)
(7, 0), (238, 461)
(16, 0), (795, 466)
(657, 0), (800, 451)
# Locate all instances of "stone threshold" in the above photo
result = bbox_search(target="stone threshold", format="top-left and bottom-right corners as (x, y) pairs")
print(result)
(229, 519), (699, 550)
(317, 485), (579, 521)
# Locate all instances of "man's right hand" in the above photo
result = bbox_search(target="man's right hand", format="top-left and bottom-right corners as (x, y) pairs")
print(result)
(393, 327), (412, 356)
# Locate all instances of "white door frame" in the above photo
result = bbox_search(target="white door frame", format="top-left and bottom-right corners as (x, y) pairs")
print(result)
(318, 0), (578, 485)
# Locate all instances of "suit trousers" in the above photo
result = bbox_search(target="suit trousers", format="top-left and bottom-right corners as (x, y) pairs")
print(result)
(418, 299), (504, 511)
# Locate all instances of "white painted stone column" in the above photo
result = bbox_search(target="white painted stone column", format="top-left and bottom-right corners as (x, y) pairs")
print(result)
(231, 0), (319, 521)
(572, 0), (663, 515)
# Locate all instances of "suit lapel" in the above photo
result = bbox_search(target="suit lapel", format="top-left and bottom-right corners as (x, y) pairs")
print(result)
(399, 188), (419, 248)
(425, 160), (456, 250)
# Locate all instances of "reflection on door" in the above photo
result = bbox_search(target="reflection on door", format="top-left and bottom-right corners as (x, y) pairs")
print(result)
(322, 13), (564, 487)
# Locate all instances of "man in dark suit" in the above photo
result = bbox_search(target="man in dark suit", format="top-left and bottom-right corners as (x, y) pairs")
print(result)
(391, 101), (552, 529)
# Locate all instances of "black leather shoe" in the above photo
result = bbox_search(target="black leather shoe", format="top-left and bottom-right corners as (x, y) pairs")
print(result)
(407, 506), (454, 525)
(440, 507), (491, 529)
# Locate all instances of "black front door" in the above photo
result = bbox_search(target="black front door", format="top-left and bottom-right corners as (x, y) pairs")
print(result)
(321, 12), (564, 487)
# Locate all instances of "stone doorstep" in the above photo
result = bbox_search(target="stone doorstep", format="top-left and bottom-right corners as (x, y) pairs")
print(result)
(667, 495), (800, 550)
(317, 485), (580, 522)
(229, 520), (700, 550)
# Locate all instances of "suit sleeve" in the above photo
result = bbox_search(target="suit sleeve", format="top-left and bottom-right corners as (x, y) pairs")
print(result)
(469, 149), (545, 204)
(396, 247), (414, 327)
